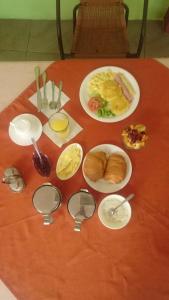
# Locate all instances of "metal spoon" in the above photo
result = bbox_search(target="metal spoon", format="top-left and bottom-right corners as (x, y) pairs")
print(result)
(34, 66), (42, 112)
(41, 71), (48, 108)
(110, 193), (135, 215)
(56, 81), (63, 112)
(31, 137), (43, 163)
(49, 81), (57, 109)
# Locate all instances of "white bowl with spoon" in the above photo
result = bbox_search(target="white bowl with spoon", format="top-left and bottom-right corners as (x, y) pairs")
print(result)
(98, 194), (134, 229)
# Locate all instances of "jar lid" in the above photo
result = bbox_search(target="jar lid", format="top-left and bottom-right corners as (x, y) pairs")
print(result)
(32, 184), (62, 225)
(68, 189), (96, 231)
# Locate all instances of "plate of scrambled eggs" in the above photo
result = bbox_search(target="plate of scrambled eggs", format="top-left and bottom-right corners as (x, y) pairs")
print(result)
(56, 143), (83, 180)
(79, 66), (140, 123)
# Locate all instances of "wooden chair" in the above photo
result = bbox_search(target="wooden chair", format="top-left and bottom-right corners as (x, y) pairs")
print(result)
(56, 0), (148, 59)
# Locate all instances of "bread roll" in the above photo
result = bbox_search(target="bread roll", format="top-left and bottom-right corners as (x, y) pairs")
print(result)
(92, 151), (107, 170)
(104, 154), (126, 184)
(83, 151), (106, 182)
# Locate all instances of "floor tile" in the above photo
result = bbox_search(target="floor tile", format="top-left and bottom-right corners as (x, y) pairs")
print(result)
(28, 20), (58, 53)
(0, 20), (30, 51)
(0, 51), (26, 61)
(61, 21), (73, 54)
(145, 21), (169, 57)
(26, 52), (59, 61)
(0, 20), (168, 60)
(128, 21), (145, 57)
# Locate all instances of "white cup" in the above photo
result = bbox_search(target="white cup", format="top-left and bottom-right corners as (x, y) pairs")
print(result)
(10, 119), (31, 136)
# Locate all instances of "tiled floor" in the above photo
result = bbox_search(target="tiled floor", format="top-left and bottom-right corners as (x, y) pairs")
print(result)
(0, 19), (168, 61)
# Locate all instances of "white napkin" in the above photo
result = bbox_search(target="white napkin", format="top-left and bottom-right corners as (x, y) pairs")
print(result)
(43, 109), (83, 148)
(29, 80), (70, 118)
(0, 280), (17, 300)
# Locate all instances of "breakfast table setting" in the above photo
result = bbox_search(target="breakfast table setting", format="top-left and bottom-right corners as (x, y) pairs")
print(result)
(0, 58), (169, 300)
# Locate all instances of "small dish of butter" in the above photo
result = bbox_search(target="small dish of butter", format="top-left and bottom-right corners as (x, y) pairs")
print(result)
(56, 143), (83, 180)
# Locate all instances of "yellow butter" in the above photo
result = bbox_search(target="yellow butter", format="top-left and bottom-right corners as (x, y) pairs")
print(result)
(56, 145), (81, 179)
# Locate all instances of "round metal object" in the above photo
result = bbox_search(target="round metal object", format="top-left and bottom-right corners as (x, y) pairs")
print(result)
(68, 189), (96, 232)
(32, 183), (62, 225)
(2, 167), (25, 192)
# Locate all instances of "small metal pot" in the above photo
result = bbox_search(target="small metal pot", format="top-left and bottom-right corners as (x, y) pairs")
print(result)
(2, 167), (25, 192)
(68, 189), (96, 232)
(32, 183), (62, 225)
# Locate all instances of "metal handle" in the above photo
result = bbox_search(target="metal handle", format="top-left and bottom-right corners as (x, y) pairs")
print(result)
(56, 81), (63, 111)
(52, 81), (55, 102)
(42, 71), (47, 97)
(34, 66), (40, 89)
(34, 66), (42, 111)
(43, 214), (53, 225)
(74, 217), (83, 232)
(112, 193), (135, 215)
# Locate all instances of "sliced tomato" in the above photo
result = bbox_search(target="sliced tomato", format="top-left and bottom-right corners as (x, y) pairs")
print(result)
(88, 97), (102, 112)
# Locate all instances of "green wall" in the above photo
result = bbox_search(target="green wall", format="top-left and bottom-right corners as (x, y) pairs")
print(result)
(0, 0), (168, 20)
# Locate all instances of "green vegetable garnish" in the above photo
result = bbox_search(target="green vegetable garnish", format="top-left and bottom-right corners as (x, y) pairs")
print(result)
(96, 108), (116, 118)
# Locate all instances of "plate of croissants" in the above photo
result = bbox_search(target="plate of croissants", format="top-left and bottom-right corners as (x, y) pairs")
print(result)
(82, 144), (132, 193)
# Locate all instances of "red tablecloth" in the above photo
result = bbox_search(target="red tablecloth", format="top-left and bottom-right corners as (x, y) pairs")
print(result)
(0, 59), (169, 300)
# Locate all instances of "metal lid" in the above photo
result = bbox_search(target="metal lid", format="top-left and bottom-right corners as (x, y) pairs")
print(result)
(32, 184), (62, 225)
(68, 189), (96, 232)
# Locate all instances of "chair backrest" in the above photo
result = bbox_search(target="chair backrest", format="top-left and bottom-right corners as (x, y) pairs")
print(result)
(56, 0), (148, 59)
(72, 2), (129, 58)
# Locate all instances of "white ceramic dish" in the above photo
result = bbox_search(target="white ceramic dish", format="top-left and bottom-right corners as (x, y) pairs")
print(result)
(8, 113), (42, 146)
(79, 66), (140, 123)
(56, 143), (83, 180)
(82, 144), (132, 193)
(98, 194), (132, 229)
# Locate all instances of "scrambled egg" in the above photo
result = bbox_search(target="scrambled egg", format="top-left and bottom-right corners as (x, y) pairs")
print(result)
(88, 71), (116, 96)
(100, 80), (123, 100)
(88, 71), (130, 116)
(56, 144), (82, 180)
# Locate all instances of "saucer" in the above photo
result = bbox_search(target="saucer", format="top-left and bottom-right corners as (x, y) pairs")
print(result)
(9, 113), (43, 146)
(98, 194), (131, 230)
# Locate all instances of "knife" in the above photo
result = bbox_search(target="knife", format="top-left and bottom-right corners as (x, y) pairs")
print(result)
(34, 66), (42, 112)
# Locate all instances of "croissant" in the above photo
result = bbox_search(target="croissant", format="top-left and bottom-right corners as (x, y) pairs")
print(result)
(92, 151), (107, 170)
(104, 154), (126, 184)
(83, 151), (107, 182)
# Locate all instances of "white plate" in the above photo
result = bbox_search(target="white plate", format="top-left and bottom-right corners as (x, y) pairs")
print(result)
(9, 113), (42, 146)
(79, 66), (140, 123)
(98, 194), (132, 229)
(82, 144), (132, 193)
(56, 143), (83, 180)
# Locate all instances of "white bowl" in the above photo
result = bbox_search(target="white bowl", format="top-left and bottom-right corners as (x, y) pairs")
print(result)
(82, 144), (132, 193)
(9, 113), (42, 146)
(98, 194), (132, 230)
